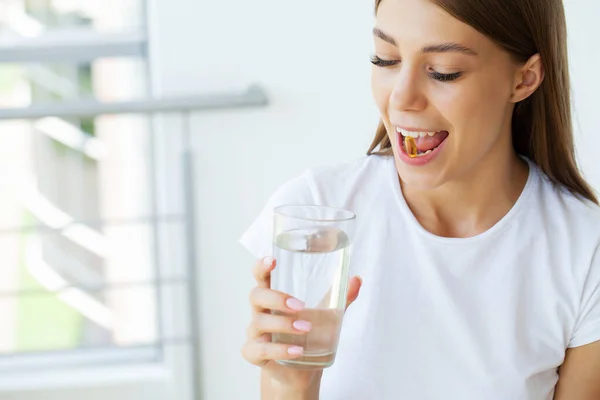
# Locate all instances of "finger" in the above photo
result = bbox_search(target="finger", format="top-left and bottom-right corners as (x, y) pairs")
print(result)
(241, 338), (304, 366)
(249, 287), (305, 313)
(306, 227), (339, 252)
(249, 312), (312, 338)
(345, 276), (363, 311)
(252, 257), (276, 288)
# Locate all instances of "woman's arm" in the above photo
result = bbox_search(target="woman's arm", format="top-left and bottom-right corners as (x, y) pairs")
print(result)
(554, 340), (600, 399)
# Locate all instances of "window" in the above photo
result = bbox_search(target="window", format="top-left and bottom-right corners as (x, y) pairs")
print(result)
(0, 0), (176, 381)
(0, 0), (144, 34)
(0, 2), (267, 398)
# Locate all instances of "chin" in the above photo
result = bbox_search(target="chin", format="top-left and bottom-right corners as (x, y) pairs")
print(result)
(390, 147), (451, 190)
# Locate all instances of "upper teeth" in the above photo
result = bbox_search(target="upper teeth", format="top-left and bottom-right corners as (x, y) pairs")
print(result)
(395, 127), (437, 138)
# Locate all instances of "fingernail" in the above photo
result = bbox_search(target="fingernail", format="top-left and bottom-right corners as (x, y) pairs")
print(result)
(287, 346), (304, 356)
(263, 257), (274, 269)
(293, 320), (312, 332)
(286, 298), (305, 311)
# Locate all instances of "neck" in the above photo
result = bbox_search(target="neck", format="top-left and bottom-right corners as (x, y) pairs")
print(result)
(401, 147), (529, 239)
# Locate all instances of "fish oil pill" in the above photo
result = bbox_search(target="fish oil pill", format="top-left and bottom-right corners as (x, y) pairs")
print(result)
(405, 136), (418, 158)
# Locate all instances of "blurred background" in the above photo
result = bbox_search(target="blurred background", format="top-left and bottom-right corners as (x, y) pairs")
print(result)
(0, 0), (597, 399)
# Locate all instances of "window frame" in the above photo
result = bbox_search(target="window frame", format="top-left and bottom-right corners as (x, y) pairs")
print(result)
(0, 0), (176, 391)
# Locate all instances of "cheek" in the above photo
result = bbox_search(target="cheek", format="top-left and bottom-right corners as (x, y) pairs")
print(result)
(436, 78), (511, 138)
(371, 69), (393, 116)
(371, 71), (398, 149)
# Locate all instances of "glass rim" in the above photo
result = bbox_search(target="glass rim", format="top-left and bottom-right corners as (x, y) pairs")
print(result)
(274, 204), (356, 223)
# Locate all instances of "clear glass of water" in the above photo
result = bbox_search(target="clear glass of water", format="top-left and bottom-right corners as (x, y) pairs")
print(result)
(271, 205), (356, 369)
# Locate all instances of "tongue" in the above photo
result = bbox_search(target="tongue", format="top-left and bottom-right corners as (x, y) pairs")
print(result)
(414, 131), (449, 152)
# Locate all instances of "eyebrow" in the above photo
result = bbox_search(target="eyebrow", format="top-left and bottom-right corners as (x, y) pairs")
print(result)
(372, 27), (478, 56)
(373, 27), (397, 46)
(422, 43), (478, 56)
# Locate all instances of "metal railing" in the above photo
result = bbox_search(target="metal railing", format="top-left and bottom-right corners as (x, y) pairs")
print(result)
(0, 84), (267, 120)
(0, 84), (269, 399)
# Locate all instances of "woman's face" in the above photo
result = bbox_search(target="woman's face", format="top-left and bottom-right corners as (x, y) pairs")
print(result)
(372, 0), (524, 189)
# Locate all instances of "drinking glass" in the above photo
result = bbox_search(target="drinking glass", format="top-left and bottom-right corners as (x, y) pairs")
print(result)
(271, 205), (356, 369)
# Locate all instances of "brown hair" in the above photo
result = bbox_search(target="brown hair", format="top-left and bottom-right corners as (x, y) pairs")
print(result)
(368, 0), (598, 204)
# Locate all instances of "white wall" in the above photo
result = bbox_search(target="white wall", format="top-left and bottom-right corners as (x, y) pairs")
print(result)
(564, 0), (600, 189)
(148, 0), (600, 399)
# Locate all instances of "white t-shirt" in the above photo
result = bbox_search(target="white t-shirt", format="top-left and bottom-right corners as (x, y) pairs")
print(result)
(239, 155), (600, 400)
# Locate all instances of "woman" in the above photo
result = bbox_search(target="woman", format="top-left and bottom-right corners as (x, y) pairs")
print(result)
(240, 0), (600, 398)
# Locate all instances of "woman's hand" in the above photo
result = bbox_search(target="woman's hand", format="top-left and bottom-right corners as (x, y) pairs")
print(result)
(241, 257), (362, 394)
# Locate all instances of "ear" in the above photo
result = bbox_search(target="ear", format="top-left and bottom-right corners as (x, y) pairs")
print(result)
(511, 53), (545, 103)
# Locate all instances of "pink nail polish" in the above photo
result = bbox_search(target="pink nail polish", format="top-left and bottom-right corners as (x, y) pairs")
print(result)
(263, 257), (273, 269)
(293, 320), (312, 332)
(287, 346), (303, 356)
(286, 298), (305, 311)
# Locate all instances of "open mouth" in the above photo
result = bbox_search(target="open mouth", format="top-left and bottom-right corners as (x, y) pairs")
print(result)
(396, 127), (449, 157)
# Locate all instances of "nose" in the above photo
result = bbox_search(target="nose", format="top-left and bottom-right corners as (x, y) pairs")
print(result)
(390, 68), (427, 112)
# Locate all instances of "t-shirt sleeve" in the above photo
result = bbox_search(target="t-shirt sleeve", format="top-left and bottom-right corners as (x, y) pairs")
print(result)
(238, 171), (316, 259)
(569, 245), (600, 348)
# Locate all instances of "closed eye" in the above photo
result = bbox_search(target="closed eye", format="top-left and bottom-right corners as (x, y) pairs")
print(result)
(370, 55), (399, 68)
(428, 70), (462, 82)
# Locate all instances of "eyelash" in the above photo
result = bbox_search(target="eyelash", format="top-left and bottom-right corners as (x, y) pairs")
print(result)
(370, 55), (398, 68)
(370, 55), (462, 82)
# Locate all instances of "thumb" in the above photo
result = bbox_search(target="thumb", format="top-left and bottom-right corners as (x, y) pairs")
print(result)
(345, 276), (363, 311)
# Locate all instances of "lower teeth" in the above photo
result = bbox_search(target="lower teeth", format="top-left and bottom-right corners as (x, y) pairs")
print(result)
(416, 149), (433, 157)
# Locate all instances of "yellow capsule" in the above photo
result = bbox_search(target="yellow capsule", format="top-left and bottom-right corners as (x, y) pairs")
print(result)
(405, 136), (418, 158)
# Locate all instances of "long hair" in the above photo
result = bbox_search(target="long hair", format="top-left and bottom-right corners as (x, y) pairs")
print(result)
(368, 0), (598, 204)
